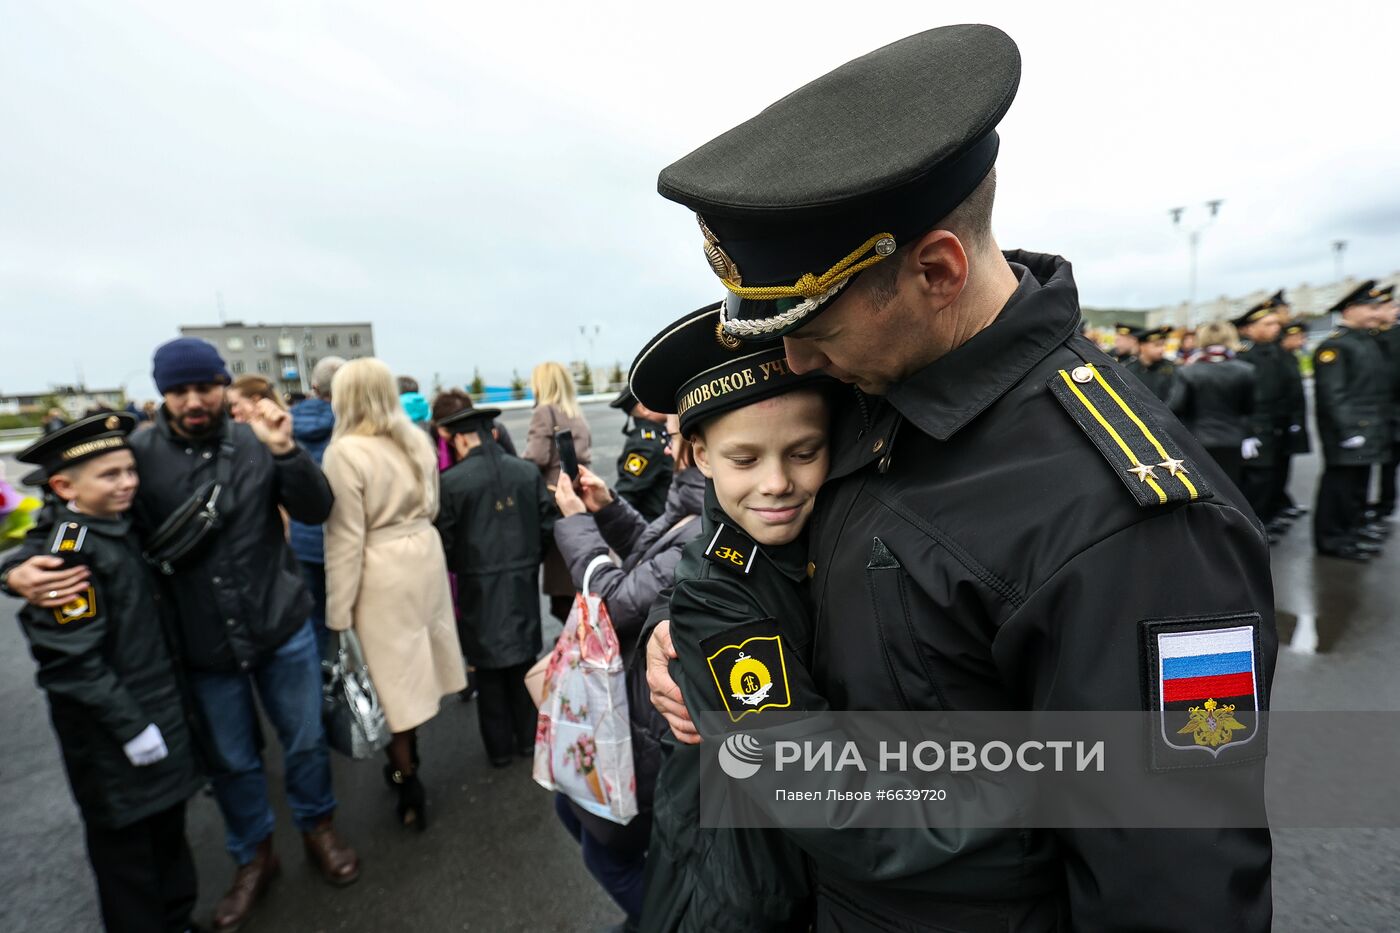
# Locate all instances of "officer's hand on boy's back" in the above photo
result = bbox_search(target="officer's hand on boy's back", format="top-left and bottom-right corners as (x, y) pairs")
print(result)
(646, 620), (700, 744)
(247, 398), (294, 455)
(8, 555), (92, 608)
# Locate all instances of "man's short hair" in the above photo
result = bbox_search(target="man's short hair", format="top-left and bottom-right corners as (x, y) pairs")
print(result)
(397, 376), (419, 395)
(863, 166), (997, 307)
(312, 356), (346, 397)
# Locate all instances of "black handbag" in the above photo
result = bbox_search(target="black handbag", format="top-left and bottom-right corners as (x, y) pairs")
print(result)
(142, 429), (235, 575)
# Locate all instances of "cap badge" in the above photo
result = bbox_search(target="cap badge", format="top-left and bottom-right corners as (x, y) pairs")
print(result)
(699, 216), (742, 286)
(715, 320), (742, 350)
(874, 236), (897, 257)
(104, 415), (120, 430)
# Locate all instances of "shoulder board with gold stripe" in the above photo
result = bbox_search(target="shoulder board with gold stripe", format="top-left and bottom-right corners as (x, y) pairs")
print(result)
(1048, 362), (1212, 508)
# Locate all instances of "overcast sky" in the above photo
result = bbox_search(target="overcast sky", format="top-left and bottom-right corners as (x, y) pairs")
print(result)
(3, 1), (1398, 398)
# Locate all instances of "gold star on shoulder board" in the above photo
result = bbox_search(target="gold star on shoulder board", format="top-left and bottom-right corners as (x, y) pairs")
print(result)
(1157, 456), (1187, 477)
(1127, 461), (1158, 483)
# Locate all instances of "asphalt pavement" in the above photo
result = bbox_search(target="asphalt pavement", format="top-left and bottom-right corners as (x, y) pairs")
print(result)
(2, 400), (1399, 931)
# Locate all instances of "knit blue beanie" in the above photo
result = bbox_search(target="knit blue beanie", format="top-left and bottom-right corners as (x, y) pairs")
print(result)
(152, 338), (232, 394)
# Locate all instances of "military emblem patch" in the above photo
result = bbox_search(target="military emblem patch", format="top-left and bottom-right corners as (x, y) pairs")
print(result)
(623, 453), (649, 477)
(53, 586), (97, 625)
(702, 627), (793, 722)
(1142, 616), (1264, 769)
(702, 522), (757, 575)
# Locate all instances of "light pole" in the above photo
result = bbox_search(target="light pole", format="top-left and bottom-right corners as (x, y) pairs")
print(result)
(1168, 199), (1224, 329)
(1332, 240), (1347, 282)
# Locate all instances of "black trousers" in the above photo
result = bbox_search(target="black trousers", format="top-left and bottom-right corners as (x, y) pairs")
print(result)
(1239, 464), (1278, 523)
(83, 801), (196, 933)
(1277, 455), (1297, 511)
(1314, 464), (1371, 551)
(1378, 458), (1398, 516)
(476, 662), (537, 762)
(1204, 446), (1244, 488)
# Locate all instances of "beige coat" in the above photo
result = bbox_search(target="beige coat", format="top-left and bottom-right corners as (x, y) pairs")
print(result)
(323, 430), (465, 732)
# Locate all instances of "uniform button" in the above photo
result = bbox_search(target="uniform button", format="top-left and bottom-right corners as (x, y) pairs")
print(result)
(185, 448), (193, 455)
(239, 661), (250, 671)
(806, 561), (816, 578)
(226, 618), (236, 627)
(872, 438), (885, 453)
(212, 576), (222, 584)
(1071, 365), (1094, 383)
(202, 451), (212, 460)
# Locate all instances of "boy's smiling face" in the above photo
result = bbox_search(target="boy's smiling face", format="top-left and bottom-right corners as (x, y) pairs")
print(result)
(690, 388), (830, 547)
(49, 449), (139, 518)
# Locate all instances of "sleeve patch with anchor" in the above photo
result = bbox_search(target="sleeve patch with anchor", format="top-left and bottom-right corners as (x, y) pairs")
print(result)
(700, 619), (793, 721)
(1048, 362), (1212, 508)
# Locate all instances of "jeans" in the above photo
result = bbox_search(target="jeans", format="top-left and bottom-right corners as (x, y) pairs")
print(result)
(299, 560), (328, 651)
(554, 793), (648, 922)
(189, 621), (336, 864)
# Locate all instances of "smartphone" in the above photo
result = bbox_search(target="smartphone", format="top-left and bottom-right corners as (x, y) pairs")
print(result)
(555, 429), (580, 481)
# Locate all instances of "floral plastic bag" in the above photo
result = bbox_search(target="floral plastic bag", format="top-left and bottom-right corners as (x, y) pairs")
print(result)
(532, 555), (638, 824)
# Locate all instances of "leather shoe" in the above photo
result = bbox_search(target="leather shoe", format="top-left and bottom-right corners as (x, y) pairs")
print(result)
(213, 838), (280, 933)
(1318, 546), (1373, 562)
(1351, 539), (1383, 553)
(302, 817), (360, 886)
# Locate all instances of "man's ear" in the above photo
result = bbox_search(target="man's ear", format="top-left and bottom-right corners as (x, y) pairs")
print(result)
(905, 229), (969, 311)
(691, 434), (714, 478)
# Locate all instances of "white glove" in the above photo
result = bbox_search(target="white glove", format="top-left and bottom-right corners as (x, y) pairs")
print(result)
(1340, 435), (1366, 450)
(122, 723), (168, 767)
(1289, 424), (1303, 434)
(1241, 437), (1262, 460)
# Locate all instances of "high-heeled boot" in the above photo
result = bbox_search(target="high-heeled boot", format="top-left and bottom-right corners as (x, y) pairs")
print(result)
(392, 769), (427, 831)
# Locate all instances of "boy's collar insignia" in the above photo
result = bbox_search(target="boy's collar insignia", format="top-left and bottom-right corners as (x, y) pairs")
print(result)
(703, 522), (758, 575)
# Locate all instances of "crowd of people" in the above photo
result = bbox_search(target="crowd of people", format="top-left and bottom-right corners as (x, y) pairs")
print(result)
(1110, 279), (1399, 561)
(4, 20), (1388, 933)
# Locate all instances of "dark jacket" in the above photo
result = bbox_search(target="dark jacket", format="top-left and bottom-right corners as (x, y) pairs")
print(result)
(128, 410), (334, 673)
(436, 440), (557, 669)
(288, 396), (335, 563)
(1168, 354), (1256, 448)
(1375, 326), (1400, 444)
(799, 252), (1274, 932)
(553, 467), (705, 818)
(1282, 346), (1312, 455)
(1237, 340), (1295, 464)
(1123, 356), (1175, 402)
(641, 485), (815, 933)
(15, 511), (202, 828)
(613, 419), (674, 521)
(1313, 326), (1393, 466)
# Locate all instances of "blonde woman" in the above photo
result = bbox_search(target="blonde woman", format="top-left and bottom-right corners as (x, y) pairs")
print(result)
(227, 375), (287, 423)
(322, 359), (465, 830)
(523, 361), (593, 620)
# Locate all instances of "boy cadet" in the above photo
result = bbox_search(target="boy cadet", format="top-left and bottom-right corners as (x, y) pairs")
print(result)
(1276, 319), (1312, 520)
(1123, 325), (1175, 401)
(645, 24), (1275, 931)
(1313, 281), (1394, 560)
(1234, 292), (1295, 537)
(608, 386), (674, 521)
(14, 413), (203, 932)
(1109, 323), (1138, 362)
(435, 405), (558, 765)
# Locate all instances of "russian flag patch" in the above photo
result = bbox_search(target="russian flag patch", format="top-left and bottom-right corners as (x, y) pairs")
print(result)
(1143, 616), (1265, 768)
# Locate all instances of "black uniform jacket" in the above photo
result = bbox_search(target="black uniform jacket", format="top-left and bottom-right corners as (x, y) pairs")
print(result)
(436, 440), (556, 669)
(614, 419), (674, 521)
(642, 485), (817, 933)
(1375, 326), (1400, 445)
(1123, 357), (1174, 402)
(1313, 326), (1393, 466)
(1282, 347), (1312, 455)
(1237, 340), (1295, 465)
(801, 252), (1276, 932)
(1167, 356), (1256, 449)
(15, 512), (202, 828)
(128, 410), (333, 673)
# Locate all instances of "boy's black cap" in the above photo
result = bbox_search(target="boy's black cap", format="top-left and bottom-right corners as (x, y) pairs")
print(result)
(1283, 321), (1307, 337)
(630, 303), (831, 436)
(437, 406), (501, 435)
(1114, 323), (1138, 337)
(17, 412), (137, 477)
(1329, 279), (1386, 314)
(1233, 290), (1287, 328)
(1136, 325), (1171, 343)
(657, 24), (1020, 340)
